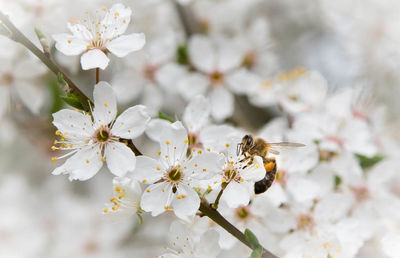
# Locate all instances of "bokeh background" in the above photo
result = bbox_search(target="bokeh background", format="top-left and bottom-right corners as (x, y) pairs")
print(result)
(0, 0), (400, 257)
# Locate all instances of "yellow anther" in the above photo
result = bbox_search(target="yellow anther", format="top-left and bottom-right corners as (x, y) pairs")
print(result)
(165, 155), (168, 159)
(101, 157), (105, 162)
(103, 208), (108, 213)
(55, 130), (61, 135)
(194, 163), (198, 167)
(225, 143), (229, 147)
(110, 197), (116, 202)
(165, 140), (170, 145)
(207, 148), (210, 151)
(112, 206), (118, 211)
(255, 164), (259, 168)
(53, 140), (58, 144)
(221, 178), (226, 183)
(197, 187), (201, 191)
(164, 205), (169, 210)
(51, 146), (57, 151)
(146, 189), (150, 193)
(104, 102), (109, 107)
(115, 186), (121, 192)
(142, 179), (147, 183)
(162, 188), (165, 192)
(156, 166), (161, 171)
(67, 40), (71, 44)
(101, 7), (107, 11)
(114, 12), (119, 17)
(51, 157), (58, 162)
(184, 139), (188, 143)
(202, 168), (206, 172)
(197, 150), (202, 154)
(207, 185), (212, 190)
(240, 178), (244, 182)
(128, 129), (131, 133)
(158, 151), (161, 155)
(86, 159), (89, 163)
(122, 19), (126, 23)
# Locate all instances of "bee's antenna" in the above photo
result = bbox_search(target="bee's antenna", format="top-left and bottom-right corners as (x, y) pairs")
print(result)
(236, 143), (242, 156)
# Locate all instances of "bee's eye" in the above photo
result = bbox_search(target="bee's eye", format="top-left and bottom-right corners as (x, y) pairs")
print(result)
(246, 135), (253, 145)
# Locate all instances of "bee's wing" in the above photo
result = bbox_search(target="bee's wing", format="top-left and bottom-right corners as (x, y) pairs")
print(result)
(268, 142), (305, 155)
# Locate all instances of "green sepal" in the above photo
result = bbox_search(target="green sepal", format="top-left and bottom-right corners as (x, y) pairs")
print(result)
(158, 111), (175, 123)
(250, 246), (263, 258)
(334, 175), (342, 188)
(355, 154), (384, 170)
(176, 44), (189, 65)
(244, 228), (260, 249)
(61, 93), (84, 110)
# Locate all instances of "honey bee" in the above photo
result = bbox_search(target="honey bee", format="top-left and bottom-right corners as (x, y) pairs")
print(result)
(238, 134), (305, 194)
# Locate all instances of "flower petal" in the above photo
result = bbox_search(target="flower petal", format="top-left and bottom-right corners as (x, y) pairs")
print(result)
(172, 184), (200, 222)
(186, 152), (225, 180)
(141, 182), (173, 216)
(216, 41), (242, 72)
(14, 59), (47, 80)
(92, 81), (117, 126)
(177, 73), (209, 101)
(183, 95), (210, 133)
(14, 80), (44, 115)
(221, 181), (250, 208)
(210, 87), (234, 122)
(160, 121), (188, 167)
(67, 23), (93, 41)
(62, 145), (103, 181)
(107, 33), (146, 57)
(111, 105), (150, 139)
(52, 109), (94, 139)
(145, 118), (171, 142)
(80, 49), (110, 70)
(105, 142), (136, 177)
(52, 33), (88, 56)
(188, 36), (215, 73)
(101, 3), (132, 37)
(241, 156), (266, 182)
(156, 63), (187, 93)
(130, 156), (164, 184)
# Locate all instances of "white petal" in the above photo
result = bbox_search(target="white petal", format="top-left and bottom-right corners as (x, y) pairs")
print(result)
(0, 87), (9, 118)
(188, 36), (215, 73)
(107, 33), (146, 57)
(168, 221), (194, 254)
(226, 69), (261, 95)
(105, 142), (136, 177)
(52, 109), (94, 139)
(101, 3), (132, 37)
(67, 23), (93, 41)
(221, 182), (250, 208)
(381, 233), (400, 258)
(111, 72), (143, 104)
(111, 105), (150, 139)
(210, 87), (234, 122)
(195, 230), (221, 257)
(177, 73), (209, 101)
(199, 124), (242, 152)
(156, 63), (187, 93)
(80, 49), (110, 70)
(145, 118), (171, 142)
(92, 81), (117, 126)
(14, 80), (44, 114)
(130, 156), (163, 184)
(63, 145), (103, 181)
(172, 184), (200, 222)
(240, 156), (266, 182)
(183, 95), (210, 133)
(14, 59), (47, 80)
(52, 33), (87, 56)
(141, 182), (173, 216)
(186, 152), (225, 180)
(160, 121), (188, 167)
(216, 42), (242, 72)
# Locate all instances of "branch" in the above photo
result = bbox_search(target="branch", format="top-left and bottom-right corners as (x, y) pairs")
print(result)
(0, 11), (92, 112)
(199, 200), (277, 258)
(173, 2), (199, 37)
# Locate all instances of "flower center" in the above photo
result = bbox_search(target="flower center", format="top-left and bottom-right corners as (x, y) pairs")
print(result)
(167, 167), (183, 182)
(94, 126), (111, 143)
(297, 213), (314, 231)
(1, 73), (13, 85)
(242, 52), (255, 68)
(209, 71), (224, 85)
(351, 186), (370, 202)
(143, 65), (157, 82)
(236, 206), (249, 219)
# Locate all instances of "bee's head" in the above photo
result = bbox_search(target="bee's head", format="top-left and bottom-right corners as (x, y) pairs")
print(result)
(241, 135), (254, 152)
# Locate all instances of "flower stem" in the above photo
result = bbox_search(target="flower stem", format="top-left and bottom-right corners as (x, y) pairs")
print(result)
(96, 68), (100, 84)
(211, 188), (224, 209)
(0, 11), (92, 112)
(173, 2), (199, 37)
(199, 199), (277, 258)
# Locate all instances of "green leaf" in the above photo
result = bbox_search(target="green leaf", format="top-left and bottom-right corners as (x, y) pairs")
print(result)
(244, 229), (260, 249)
(61, 93), (83, 110)
(176, 44), (189, 65)
(355, 154), (384, 170)
(158, 111), (175, 123)
(250, 246), (263, 258)
(47, 78), (63, 114)
(334, 175), (342, 188)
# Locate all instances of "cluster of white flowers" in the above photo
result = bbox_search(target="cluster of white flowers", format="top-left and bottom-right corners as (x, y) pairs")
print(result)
(0, 1), (400, 258)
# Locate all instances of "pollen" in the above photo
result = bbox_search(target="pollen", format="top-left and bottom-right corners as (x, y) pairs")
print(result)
(146, 189), (150, 193)
(158, 151), (161, 155)
(207, 148), (210, 151)
(184, 139), (188, 143)
(194, 163), (198, 167)
(225, 143), (230, 147)
(197, 150), (202, 154)
(51, 146), (57, 151)
(101, 7), (107, 11)
(202, 168), (206, 172)
(122, 19), (126, 23)
(240, 178), (244, 182)
(51, 157), (58, 162)
(110, 197), (116, 202)
(115, 186), (121, 192)
(221, 178), (226, 183)
(86, 159), (89, 163)
(164, 205), (169, 210)
(142, 179), (147, 183)
(165, 155), (168, 159)
(177, 195), (186, 199)
(114, 12), (119, 17)
(128, 129), (131, 133)
(166, 140), (170, 145)
(67, 39), (71, 44)
(55, 130), (61, 135)
(207, 185), (212, 190)
(104, 102), (109, 107)
(103, 208), (108, 213)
